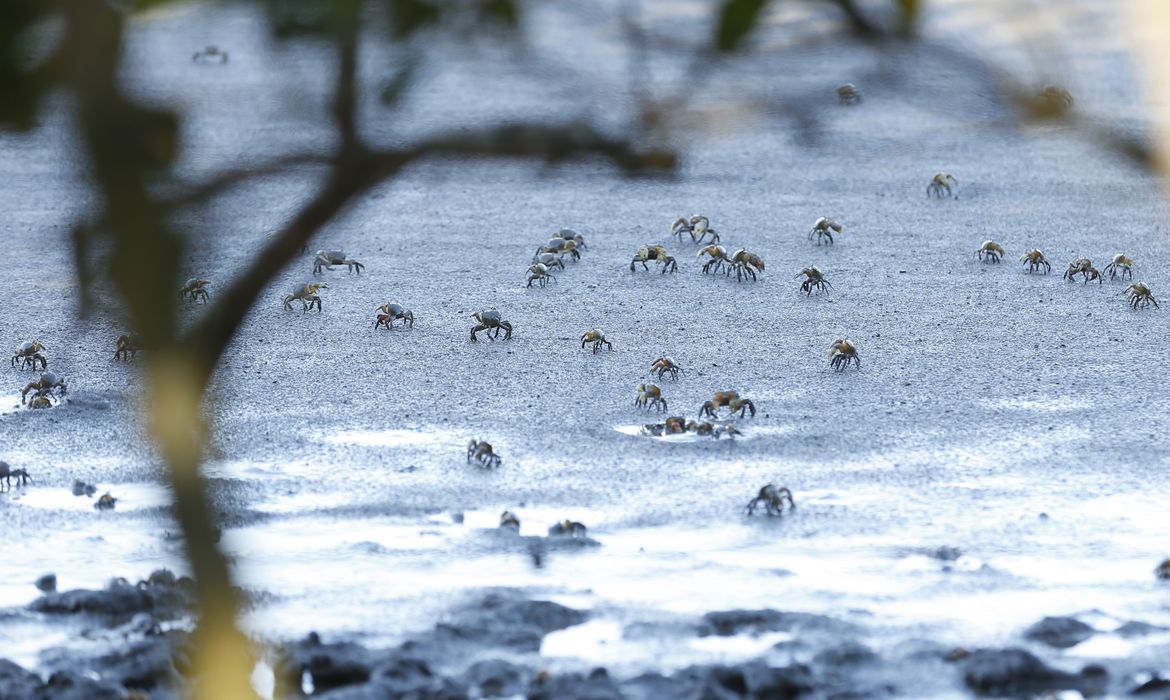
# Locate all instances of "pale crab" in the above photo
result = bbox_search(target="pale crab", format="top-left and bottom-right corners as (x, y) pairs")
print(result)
(1104, 254), (1135, 280)
(374, 303), (414, 329)
(809, 217), (843, 246)
(533, 252), (566, 271)
(179, 278), (211, 303)
(634, 383), (667, 412)
(697, 245), (732, 275)
(313, 250), (365, 275)
(1125, 282), (1159, 309)
(1063, 258), (1102, 284)
(548, 520), (588, 538)
(467, 440), (502, 469)
(283, 282), (328, 312)
(527, 263), (556, 288)
(22, 371), (67, 405)
(650, 356), (683, 380)
(1020, 250), (1051, 274)
(470, 309), (512, 341)
(795, 266), (832, 295)
(700, 390), (756, 419)
(746, 484), (795, 516)
(11, 341), (48, 371)
(927, 173), (959, 198)
(553, 228), (587, 250)
(580, 329), (613, 353)
(0, 461), (32, 489)
(192, 46), (229, 63)
(685, 420), (742, 439)
(95, 492), (118, 511)
(114, 334), (141, 361)
(500, 510), (520, 531)
(671, 215), (720, 245)
(631, 244), (678, 273)
(837, 83), (861, 105)
(730, 249), (765, 282)
(975, 240), (1005, 264)
(534, 238), (580, 263)
(829, 338), (860, 371)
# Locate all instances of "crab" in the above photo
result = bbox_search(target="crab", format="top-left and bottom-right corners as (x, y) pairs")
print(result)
(548, 520), (588, 538)
(283, 282), (328, 312)
(1157, 559), (1170, 581)
(114, 334), (140, 361)
(535, 238), (580, 263)
(467, 439), (502, 469)
(927, 172), (959, 198)
(631, 244), (678, 274)
(746, 483), (795, 516)
(650, 356), (683, 380)
(533, 252), (566, 271)
(500, 510), (521, 531)
(553, 228), (587, 250)
(795, 266), (832, 295)
(697, 245), (732, 275)
(0, 461), (32, 489)
(527, 263), (556, 288)
(809, 217), (843, 246)
(374, 302), (414, 329)
(94, 492), (118, 511)
(975, 240), (1005, 264)
(1104, 254), (1135, 280)
(73, 480), (97, 497)
(313, 250), (364, 275)
(829, 338), (860, 371)
(11, 341), (48, 371)
(671, 215), (720, 245)
(1038, 84), (1074, 112)
(579, 329), (613, 354)
(1020, 250), (1051, 274)
(837, 83), (861, 105)
(1063, 258), (1102, 284)
(729, 249), (765, 282)
(21, 370), (67, 405)
(700, 390), (756, 418)
(642, 416), (688, 436)
(1125, 282), (1159, 309)
(192, 46), (228, 63)
(685, 420), (741, 439)
(470, 309), (512, 341)
(634, 383), (667, 412)
(179, 278), (211, 303)
(28, 396), (53, 409)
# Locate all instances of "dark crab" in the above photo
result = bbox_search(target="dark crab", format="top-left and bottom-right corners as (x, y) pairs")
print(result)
(746, 484), (795, 516)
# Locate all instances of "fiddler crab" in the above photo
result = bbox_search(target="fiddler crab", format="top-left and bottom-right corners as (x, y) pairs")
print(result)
(467, 440), (502, 469)
(1038, 84), (1074, 113)
(795, 266), (832, 296)
(535, 238), (580, 263)
(730, 249), (765, 282)
(0, 461), (32, 489)
(697, 245), (731, 275)
(533, 252), (565, 271)
(672, 215), (720, 245)
(580, 329), (613, 354)
(1104, 254), (1135, 280)
(22, 371), (67, 405)
(527, 263), (556, 288)
(634, 383), (667, 412)
(114, 334), (141, 362)
(284, 282), (328, 312)
(548, 520), (588, 538)
(1125, 282), (1159, 310)
(746, 483), (795, 516)
(837, 83), (861, 105)
(829, 338), (860, 371)
(95, 492), (118, 511)
(927, 173), (959, 199)
(374, 303), (414, 329)
(1063, 258), (1102, 284)
(179, 278), (211, 303)
(631, 245), (678, 274)
(11, 341), (48, 371)
(554, 228), (587, 250)
(700, 391), (756, 419)
(470, 309), (512, 341)
(500, 510), (520, 531)
(975, 240), (1005, 264)
(809, 217), (843, 246)
(192, 46), (228, 63)
(650, 356), (683, 380)
(313, 250), (365, 275)
(1020, 250), (1051, 274)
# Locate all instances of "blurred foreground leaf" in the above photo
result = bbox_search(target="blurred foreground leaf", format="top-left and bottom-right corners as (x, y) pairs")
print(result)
(716, 0), (770, 52)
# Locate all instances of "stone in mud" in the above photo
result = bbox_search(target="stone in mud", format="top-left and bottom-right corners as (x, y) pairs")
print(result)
(0, 659), (42, 699)
(1116, 620), (1167, 638)
(961, 648), (1108, 697)
(460, 658), (527, 697)
(92, 633), (186, 694)
(1023, 616), (1095, 648)
(674, 661), (814, 699)
(529, 667), (626, 700)
(1131, 675), (1170, 696)
(276, 632), (374, 696)
(401, 590), (588, 657)
(34, 573), (56, 593)
(30, 569), (195, 623)
(320, 657), (468, 700)
(813, 641), (879, 668)
(700, 609), (857, 637)
(40, 670), (125, 700)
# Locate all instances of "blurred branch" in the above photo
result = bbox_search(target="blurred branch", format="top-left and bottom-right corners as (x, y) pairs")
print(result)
(333, 1), (362, 156)
(158, 153), (333, 210)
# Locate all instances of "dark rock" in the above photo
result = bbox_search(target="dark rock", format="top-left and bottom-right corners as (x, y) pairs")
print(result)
(622, 672), (697, 700)
(34, 574), (56, 593)
(40, 670), (124, 700)
(529, 667), (626, 700)
(961, 648), (1107, 697)
(931, 546), (962, 561)
(342, 657), (468, 700)
(1023, 616), (1095, 648)
(674, 661), (814, 700)
(1116, 621), (1168, 638)
(1132, 675), (1170, 696)
(402, 591), (587, 658)
(701, 609), (857, 637)
(0, 659), (41, 700)
(93, 633), (185, 693)
(813, 642), (878, 668)
(276, 632), (374, 696)
(71, 480), (97, 497)
(30, 569), (195, 623)
(460, 659), (526, 697)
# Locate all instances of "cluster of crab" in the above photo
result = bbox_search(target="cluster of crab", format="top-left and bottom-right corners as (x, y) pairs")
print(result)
(633, 358), (762, 438)
(529, 229), (586, 288)
(281, 248), (367, 313)
(668, 215), (768, 283)
(976, 244), (1158, 309)
(498, 510), (589, 539)
(9, 335), (142, 410)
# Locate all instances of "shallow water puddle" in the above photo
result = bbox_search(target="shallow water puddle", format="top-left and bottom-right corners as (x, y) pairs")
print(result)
(613, 424), (794, 442)
(13, 482), (172, 512)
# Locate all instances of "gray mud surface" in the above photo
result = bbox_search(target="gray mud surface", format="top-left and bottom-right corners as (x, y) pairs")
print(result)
(3, 1), (1170, 698)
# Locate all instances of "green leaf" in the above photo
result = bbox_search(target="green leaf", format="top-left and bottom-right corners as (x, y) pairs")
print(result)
(893, 0), (920, 33)
(715, 0), (770, 52)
